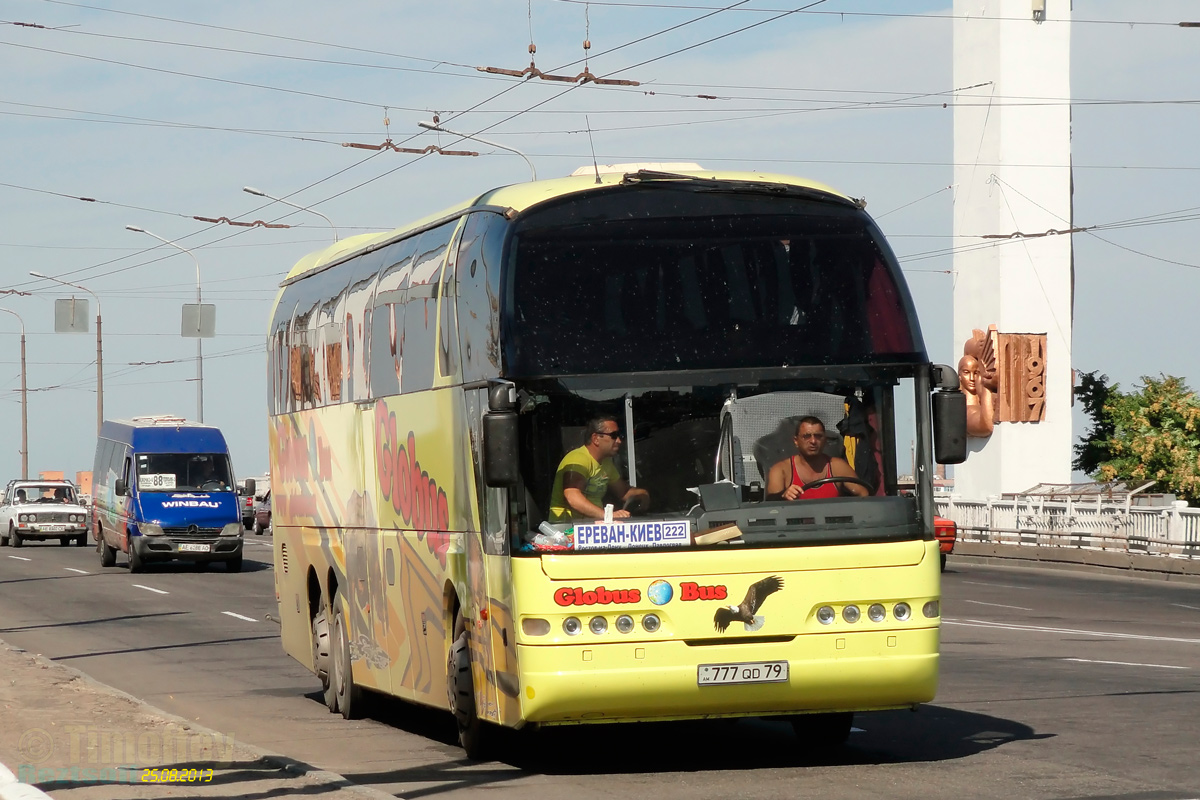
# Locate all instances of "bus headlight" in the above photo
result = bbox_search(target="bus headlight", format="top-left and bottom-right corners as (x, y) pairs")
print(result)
(220, 523), (243, 537)
(922, 600), (940, 619)
(893, 602), (912, 621)
(563, 617), (582, 636)
(816, 606), (835, 625)
(615, 615), (635, 634)
(842, 605), (861, 623)
(140, 522), (164, 537)
(589, 616), (608, 635)
(641, 614), (661, 633)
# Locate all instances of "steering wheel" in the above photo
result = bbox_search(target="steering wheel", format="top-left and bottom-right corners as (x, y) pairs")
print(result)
(800, 476), (875, 495)
(622, 493), (650, 514)
(200, 480), (224, 492)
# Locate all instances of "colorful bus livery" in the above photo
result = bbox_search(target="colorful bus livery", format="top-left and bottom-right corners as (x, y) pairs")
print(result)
(267, 165), (967, 758)
(92, 416), (249, 573)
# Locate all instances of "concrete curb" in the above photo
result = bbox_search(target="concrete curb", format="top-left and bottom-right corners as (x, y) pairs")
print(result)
(952, 542), (1200, 585)
(0, 640), (399, 800)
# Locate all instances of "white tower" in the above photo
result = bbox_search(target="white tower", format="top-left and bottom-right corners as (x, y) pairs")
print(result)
(953, 0), (1073, 497)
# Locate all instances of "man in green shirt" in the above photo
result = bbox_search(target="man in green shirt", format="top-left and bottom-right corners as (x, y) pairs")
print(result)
(548, 416), (650, 522)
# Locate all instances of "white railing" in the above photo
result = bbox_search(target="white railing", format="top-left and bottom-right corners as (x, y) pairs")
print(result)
(934, 495), (1200, 559)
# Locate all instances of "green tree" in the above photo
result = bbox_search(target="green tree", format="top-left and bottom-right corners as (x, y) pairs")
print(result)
(1087, 374), (1200, 504)
(1072, 370), (1115, 475)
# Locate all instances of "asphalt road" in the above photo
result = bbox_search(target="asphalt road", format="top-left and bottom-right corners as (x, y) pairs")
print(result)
(1, 537), (1198, 800)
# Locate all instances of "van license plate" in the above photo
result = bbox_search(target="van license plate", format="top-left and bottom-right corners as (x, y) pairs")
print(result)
(178, 543), (210, 553)
(698, 661), (789, 686)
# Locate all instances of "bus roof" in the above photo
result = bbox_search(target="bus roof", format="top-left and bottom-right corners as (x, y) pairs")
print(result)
(280, 168), (852, 284)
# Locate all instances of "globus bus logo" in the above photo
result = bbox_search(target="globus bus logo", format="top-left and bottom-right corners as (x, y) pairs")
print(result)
(680, 582), (728, 601)
(554, 586), (642, 606)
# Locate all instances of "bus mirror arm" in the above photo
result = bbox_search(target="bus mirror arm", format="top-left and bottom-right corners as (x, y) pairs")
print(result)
(488, 382), (517, 412)
(930, 363), (960, 391)
(932, 390), (968, 465)
(483, 411), (520, 487)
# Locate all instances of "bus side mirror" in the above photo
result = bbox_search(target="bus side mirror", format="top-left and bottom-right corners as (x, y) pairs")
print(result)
(483, 413), (519, 487)
(243, 478), (256, 497)
(483, 382), (519, 487)
(115, 478), (127, 497)
(932, 390), (967, 465)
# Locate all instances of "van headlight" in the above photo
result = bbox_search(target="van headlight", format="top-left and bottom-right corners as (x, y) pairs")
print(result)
(140, 522), (164, 536)
(220, 523), (243, 537)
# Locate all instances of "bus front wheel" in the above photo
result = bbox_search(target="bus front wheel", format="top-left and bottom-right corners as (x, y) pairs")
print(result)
(448, 614), (493, 760)
(789, 711), (854, 749)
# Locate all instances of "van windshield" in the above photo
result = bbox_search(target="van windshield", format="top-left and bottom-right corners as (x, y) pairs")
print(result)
(135, 453), (233, 493)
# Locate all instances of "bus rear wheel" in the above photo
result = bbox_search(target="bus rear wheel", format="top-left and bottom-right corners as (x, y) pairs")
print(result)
(789, 711), (854, 749)
(312, 602), (337, 713)
(330, 592), (362, 719)
(448, 613), (493, 760)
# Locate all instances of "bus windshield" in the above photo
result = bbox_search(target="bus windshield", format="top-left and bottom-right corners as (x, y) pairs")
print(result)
(506, 185), (925, 376)
(516, 371), (922, 554)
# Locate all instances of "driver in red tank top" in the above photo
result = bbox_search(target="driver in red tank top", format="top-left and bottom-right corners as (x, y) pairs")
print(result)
(765, 416), (870, 501)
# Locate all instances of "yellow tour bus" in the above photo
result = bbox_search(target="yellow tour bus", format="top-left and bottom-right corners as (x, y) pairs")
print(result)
(266, 164), (967, 758)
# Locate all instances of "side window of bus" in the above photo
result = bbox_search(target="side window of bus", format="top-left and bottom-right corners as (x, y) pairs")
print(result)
(121, 455), (133, 494)
(402, 222), (455, 393)
(437, 221), (466, 381)
(369, 239), (417, 398)
(456, 212), (507, 384)
(344, 270), (380, 403)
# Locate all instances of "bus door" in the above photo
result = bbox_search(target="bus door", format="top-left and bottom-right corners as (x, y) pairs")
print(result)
(464, 386), (522, 727)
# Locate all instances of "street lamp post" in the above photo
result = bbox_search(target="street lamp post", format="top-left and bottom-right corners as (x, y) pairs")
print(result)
(417, 120), (537, 180)
(0, 307), (28, 479)
(125, 225), (205, 423)
(242, 187), (339, 242)
(29, 271), (103, 435)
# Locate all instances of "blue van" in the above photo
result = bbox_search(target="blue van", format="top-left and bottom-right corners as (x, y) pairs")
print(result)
(92, 415), (251, 572)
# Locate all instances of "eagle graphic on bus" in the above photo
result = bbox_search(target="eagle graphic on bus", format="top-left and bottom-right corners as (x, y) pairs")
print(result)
(714, 575), (784, 633)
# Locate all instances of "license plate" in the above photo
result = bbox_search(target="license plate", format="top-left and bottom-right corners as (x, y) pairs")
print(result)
(178, 543), (210, 553)
(698, 660), (789, 686)
(40, 524), (65, 532)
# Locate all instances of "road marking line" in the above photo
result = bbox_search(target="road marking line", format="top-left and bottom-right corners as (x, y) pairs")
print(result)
(961, 599), (1033, 611)
(222, 612), (257, 622)
(64, 568), (89, 574)
(961, 580), (1029, 590)
(944, 618), (1200, 645)
(1171, 603), (1200, 611)
(1063, 657), (1189, 670)
(132, 584), (169, 595)
(7, 555), (32, 561)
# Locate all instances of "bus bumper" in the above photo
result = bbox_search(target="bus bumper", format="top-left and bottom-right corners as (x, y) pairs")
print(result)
(517, 626), (939, 724)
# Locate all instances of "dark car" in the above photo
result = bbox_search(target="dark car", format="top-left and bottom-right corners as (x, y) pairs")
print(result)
(253, 490), (271, 535)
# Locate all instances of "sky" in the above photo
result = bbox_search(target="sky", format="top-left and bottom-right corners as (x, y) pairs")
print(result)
(1, 0), (1198, 484)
